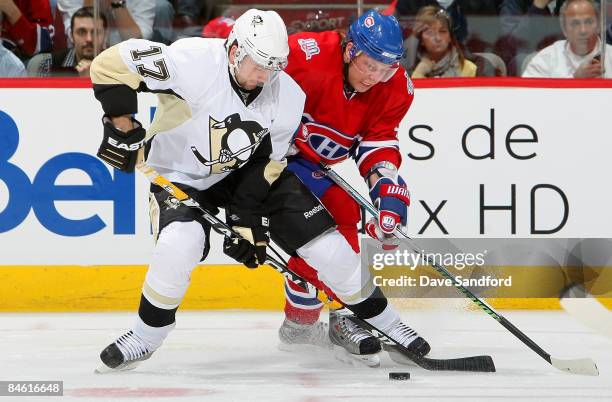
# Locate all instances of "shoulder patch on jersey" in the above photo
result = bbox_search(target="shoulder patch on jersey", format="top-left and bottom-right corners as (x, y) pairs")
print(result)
(298, 38), (320, 60)
(405, 71), (414, 95)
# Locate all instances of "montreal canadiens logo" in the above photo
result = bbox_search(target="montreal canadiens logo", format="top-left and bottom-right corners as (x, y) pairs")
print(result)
(364, 16), (375, 28)
(381, 215), (396, 231)
(312, 170), (327, 179)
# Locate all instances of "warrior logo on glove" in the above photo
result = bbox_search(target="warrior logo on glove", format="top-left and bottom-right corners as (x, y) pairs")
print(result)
(191, 113), (268, 174)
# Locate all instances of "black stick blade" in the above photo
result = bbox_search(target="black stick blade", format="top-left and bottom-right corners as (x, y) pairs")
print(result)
(418, 355), (496, 372)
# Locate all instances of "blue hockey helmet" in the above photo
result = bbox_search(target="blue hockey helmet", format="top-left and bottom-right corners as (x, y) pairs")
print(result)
(347, 10), (404, 65)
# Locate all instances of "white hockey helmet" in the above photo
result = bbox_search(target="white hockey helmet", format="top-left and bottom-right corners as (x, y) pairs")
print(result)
(226, 9), (289, 72)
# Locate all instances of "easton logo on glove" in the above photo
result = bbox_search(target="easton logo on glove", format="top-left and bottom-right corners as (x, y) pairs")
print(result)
(107, 136), (145, 151)
(97, 115), (146, 172)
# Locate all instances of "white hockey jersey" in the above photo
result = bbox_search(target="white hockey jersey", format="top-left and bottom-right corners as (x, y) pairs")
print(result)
(91, 37), (306, 190)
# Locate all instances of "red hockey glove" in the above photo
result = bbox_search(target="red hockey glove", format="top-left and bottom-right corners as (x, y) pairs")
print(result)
(369, 175), (410, 236)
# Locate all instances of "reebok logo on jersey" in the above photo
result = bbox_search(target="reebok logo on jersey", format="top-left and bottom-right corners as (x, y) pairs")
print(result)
(298, 38), (320, 60)
(304, 204), (324, 219)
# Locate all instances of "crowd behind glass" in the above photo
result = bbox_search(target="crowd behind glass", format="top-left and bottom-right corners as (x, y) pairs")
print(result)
(0, 0), (610, 78)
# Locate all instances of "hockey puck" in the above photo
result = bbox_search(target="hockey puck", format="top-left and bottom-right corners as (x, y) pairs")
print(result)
(388, 372), (411, 380)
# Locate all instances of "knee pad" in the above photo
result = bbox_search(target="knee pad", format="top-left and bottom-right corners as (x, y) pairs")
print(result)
(297, 230), (365, 300)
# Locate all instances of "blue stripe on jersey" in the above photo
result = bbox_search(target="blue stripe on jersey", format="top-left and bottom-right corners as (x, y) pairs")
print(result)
(286, 157), (333, 199)
(355, 144), (400, 165)
(284, 283), (323, 306)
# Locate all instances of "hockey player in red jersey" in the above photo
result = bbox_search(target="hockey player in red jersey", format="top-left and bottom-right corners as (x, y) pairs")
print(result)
(0, 0), (53, 57)
(278, 10), (429, 367)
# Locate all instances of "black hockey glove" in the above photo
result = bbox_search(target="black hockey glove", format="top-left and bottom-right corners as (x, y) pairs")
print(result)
(223, 215), (269, 269)
(97, 115), (146, 172)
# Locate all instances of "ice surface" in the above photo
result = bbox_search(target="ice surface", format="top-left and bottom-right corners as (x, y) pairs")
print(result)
(1, 310), (610, 402)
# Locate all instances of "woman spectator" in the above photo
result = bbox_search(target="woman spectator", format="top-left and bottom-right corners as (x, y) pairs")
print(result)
(410, 6), (477, 77)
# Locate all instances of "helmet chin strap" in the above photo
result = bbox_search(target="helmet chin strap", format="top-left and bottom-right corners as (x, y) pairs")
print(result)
(341, 41), (357, 96)
(342, 62), (357, 97)
(228, 56), (242, 87)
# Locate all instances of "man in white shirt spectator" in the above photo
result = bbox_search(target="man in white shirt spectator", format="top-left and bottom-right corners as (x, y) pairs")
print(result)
(523, 0), (612, 77)
(57, 0), (173, 45)
(0, 38), (26, 76)
(0, 13), (25, 76)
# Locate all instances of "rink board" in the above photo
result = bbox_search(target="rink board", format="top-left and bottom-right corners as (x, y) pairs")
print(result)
(2, 264), (611, 312)
(1, 78), (612, 311)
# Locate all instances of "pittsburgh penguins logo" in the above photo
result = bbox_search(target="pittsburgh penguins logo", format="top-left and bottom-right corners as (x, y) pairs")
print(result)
(252, 15), (264, 27)
(163, 196), (181, 210)
(191, 113), (268, 174)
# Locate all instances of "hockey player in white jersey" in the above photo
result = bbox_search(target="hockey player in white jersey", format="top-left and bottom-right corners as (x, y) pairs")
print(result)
(91, 8), (425, 372)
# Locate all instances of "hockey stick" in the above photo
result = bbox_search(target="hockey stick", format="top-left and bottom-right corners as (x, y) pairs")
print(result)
(320, 163), (599, 376)
(134, 155), (494, 372)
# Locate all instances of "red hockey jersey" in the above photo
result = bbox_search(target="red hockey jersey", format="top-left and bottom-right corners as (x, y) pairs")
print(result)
(1, 0), (53, 56)
(286, 31), (414, 177)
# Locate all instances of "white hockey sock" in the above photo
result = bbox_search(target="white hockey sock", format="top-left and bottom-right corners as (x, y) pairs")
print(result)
(133, 315), (175, 352)
(364, 303), (401, 333)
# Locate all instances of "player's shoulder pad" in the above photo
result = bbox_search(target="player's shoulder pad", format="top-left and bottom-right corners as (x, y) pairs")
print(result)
(280, 70), (305, 100)
(168, 38), (227, 99)
(269, 72), (306, 160)
(382, 67), (414, 106)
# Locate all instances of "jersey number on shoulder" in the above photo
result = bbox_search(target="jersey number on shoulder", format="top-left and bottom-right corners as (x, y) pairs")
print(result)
(130, 46), (170, 81)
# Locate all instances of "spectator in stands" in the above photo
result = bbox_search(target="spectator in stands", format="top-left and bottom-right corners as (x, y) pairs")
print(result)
(408, 6), (477, 77)
(149, 0), (174, 44)
(501, 0), (564, 36)
(498, 0), (600, 74)
(386, 0), (468, 42)
(0, 0), (53, 58)
(0, 19), (26, 76)
(523, 0), (611, 77)
(174, 0), (203, 38)
(201, 15), (233, 39)
(28, 7), (107, 77)
(57, 0), (172, 45)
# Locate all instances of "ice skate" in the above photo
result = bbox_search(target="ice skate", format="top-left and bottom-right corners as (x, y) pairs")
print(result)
(329, 309), (382, 368)
(95, 330), (154, 373)
(383, 321), (431, 365)
(278, 319), (333, 352)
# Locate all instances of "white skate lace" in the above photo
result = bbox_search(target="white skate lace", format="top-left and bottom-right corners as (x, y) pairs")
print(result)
(115, 331), (150, 361)
(387, 322), (418, 347)
(338, 316), (373, 344)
